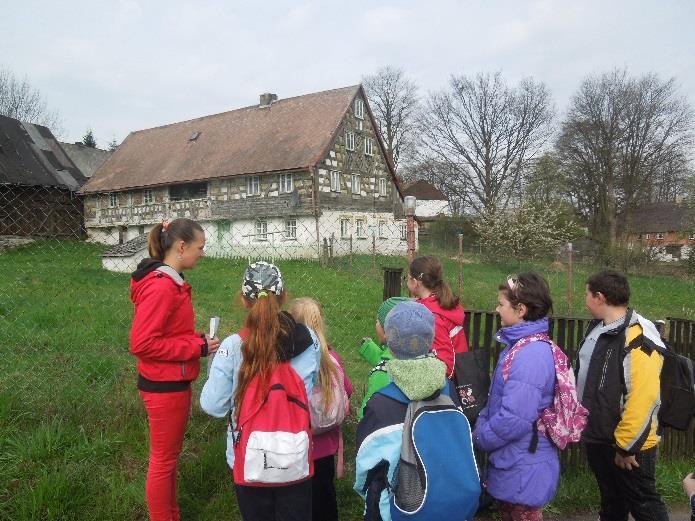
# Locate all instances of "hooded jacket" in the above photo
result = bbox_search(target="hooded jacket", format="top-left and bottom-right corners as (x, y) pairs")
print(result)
(576, 309), (664, 453)
(129, 259), (207, 391)
(200, 311), (321, 469)
(354, 355), (447, 521)
(473, 318), (559, 508)
(417, 295), (468, 378)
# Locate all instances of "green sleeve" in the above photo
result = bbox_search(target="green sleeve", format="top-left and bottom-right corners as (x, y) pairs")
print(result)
(358, 366), (391, 420)
(359, 339), (392, 366)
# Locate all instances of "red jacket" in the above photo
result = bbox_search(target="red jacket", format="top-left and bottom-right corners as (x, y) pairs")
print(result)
(129, 261), (205, 386)
(417, 295), (468, 379)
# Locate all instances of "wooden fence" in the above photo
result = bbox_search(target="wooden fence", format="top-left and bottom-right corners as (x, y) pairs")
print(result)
(463, 311), (695, 466)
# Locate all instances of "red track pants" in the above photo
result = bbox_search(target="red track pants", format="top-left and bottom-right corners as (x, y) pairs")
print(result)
(140, 388), (191, 521)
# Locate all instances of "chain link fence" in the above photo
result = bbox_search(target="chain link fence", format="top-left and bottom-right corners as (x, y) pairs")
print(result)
(0, 186), (421, 520)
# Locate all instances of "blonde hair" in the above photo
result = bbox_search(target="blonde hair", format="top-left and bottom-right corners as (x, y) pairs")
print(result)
(288, 297), (340, 409)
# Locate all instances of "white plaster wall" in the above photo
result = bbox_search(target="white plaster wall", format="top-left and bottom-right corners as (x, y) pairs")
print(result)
(415, 200), (451, 218)
(102, 249), (148, 273)
(318, 210), (411, 257)
(86, 227), (119, 245)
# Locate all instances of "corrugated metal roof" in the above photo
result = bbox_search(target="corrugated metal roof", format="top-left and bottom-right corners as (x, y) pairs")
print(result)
(0, 115), (86, 190)
(102, 234), (149, 257)
(81, 85), (362, 194)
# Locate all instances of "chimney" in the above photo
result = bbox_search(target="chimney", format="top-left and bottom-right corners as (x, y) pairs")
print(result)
(259, 93), (278, 107)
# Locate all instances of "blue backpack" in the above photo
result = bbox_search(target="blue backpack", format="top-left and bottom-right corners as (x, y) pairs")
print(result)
(377, 383), (480, 521)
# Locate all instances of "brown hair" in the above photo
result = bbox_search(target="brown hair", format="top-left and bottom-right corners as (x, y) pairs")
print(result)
(289, 298), (341, 409)
(147, 218), (204, 261)
(409, 256), (459, 310)
(498, 271), (553, 321)
(233, 290), (288, 423)
(586, 270), (630, 306)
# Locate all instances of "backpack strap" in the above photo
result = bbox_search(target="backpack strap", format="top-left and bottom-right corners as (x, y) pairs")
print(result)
(376, 382), (410, 404)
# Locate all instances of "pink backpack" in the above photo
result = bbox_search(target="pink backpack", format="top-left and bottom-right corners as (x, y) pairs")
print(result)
(502, 333), (588, 450)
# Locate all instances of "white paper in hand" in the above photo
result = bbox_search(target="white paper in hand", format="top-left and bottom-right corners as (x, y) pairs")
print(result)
(207, 316), (220, 374)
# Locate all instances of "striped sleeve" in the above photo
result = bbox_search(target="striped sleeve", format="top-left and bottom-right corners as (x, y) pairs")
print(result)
(614, 325), (663, 453)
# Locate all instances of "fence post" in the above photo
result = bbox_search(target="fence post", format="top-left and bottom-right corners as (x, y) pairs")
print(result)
(382, 267), (403, 300)
(567, 242), (574, 316)
(458, 233), (464, 298)
(349, 235), (353, 273)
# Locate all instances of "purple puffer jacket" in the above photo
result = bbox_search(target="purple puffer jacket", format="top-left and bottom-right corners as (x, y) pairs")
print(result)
(473, 318), (559, 508)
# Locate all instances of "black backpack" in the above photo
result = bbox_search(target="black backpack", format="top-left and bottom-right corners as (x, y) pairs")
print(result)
(627, 332), (695, 431)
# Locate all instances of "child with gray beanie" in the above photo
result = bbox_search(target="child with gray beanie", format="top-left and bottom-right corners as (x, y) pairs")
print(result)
(354, 301), (449, 521)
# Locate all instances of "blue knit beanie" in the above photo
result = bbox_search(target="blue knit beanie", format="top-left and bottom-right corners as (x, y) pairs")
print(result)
(384, 301), (435, 360)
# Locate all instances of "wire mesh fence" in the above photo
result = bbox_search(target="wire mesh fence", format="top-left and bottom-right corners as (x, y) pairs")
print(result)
(2, 186), (694, 520)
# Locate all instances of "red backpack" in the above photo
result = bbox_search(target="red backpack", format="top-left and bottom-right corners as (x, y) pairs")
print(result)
(232, 356), (313, 486)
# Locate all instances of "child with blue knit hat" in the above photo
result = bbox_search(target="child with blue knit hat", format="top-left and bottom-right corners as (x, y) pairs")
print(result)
(355, 301), (450, 521)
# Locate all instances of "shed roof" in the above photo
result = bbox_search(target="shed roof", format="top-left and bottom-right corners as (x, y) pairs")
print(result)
(81, 85), (368, 194)
(60, 142), (112, 178)
(0, 115), (86, 190)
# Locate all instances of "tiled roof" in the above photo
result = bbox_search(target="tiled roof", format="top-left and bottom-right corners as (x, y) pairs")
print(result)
(0, 115), (86, 190)
(102, 234), (148, 257)
(403, 180), (448, 201)
(625, 202), (690, 233)
(81, 85), (363, 194)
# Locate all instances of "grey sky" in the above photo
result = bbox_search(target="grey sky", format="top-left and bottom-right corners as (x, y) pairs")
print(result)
(2, 0), (694, 148)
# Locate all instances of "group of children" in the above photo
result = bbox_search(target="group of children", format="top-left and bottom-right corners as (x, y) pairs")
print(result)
(130, 217), (670, 521)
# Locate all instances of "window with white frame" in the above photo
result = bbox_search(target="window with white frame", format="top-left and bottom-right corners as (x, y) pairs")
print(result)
(345, 132), (355, 151)
(400, 223), (407, 240)
(279, 173), (293, 193)
(356, 219), (366, 238)
(354, 99), (364, 119)
(378, 220), (387, 238)
(645, 233), (651, 239)
(254, 219), (268, 241)
(247, 176), (260, 196)
(656, 232), (664, 240)
(143, 189), (153, 204)
(351, 174), (361, 194)
(379, 178), (387, 197)
(284, 219), (297, 240)
(109, 193), (118, 207)
(330, 170), (341, 192)
(356, 120), (363, 131)
(365, 137), (374, 156)
(689, 232), (695, 240)
(340, 218), (350, 238)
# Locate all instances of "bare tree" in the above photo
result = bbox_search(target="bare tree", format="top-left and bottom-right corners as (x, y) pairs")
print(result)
(0, 68), (63, 135)
(557, 69), (693, 246)
(363, 66), (420, 170)
(419, 72), (554, 214)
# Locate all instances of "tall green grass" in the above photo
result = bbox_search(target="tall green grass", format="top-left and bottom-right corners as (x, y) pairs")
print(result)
(0, 240), (692, 520)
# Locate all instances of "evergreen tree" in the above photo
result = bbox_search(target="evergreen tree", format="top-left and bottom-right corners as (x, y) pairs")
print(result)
(82, 129), (96, 148)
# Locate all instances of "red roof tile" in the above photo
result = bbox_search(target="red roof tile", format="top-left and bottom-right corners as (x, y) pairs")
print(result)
(81, 85), (361, 193)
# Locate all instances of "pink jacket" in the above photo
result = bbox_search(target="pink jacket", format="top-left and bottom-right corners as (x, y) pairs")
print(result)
(417, 295), (468, 379)
(312, 350), (353, 460)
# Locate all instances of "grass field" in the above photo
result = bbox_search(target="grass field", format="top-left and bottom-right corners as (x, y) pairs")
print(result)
(0, 240), (693, 520)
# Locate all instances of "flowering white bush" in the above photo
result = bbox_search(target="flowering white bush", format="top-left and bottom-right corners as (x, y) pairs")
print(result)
(475, 204), (582, 261)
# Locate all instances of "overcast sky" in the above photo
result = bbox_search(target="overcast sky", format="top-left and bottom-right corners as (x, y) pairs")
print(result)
(2, 0), (694, 148)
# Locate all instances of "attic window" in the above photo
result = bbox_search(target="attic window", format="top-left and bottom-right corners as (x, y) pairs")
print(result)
(189, 131), (201, 142)
(354, 99), (365, 119)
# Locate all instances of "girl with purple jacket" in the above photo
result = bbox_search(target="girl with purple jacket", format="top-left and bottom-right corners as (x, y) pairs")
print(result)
(474, 272), (559, 521)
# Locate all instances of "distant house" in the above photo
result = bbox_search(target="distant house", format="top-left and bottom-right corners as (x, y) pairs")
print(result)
(403, 180), (451, 234)
(0, 115), (86, 238)
(80, 85), (409, 259)
(60, 142), (111, 178)
(625, 201), (694, 261)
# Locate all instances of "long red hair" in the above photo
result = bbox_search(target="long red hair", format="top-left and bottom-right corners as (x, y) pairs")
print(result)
(233, 291), (287, 423)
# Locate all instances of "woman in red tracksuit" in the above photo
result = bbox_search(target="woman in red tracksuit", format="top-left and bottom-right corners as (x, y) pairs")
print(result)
(129, 218), (220, 521)
(405, 255), (468, 379)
